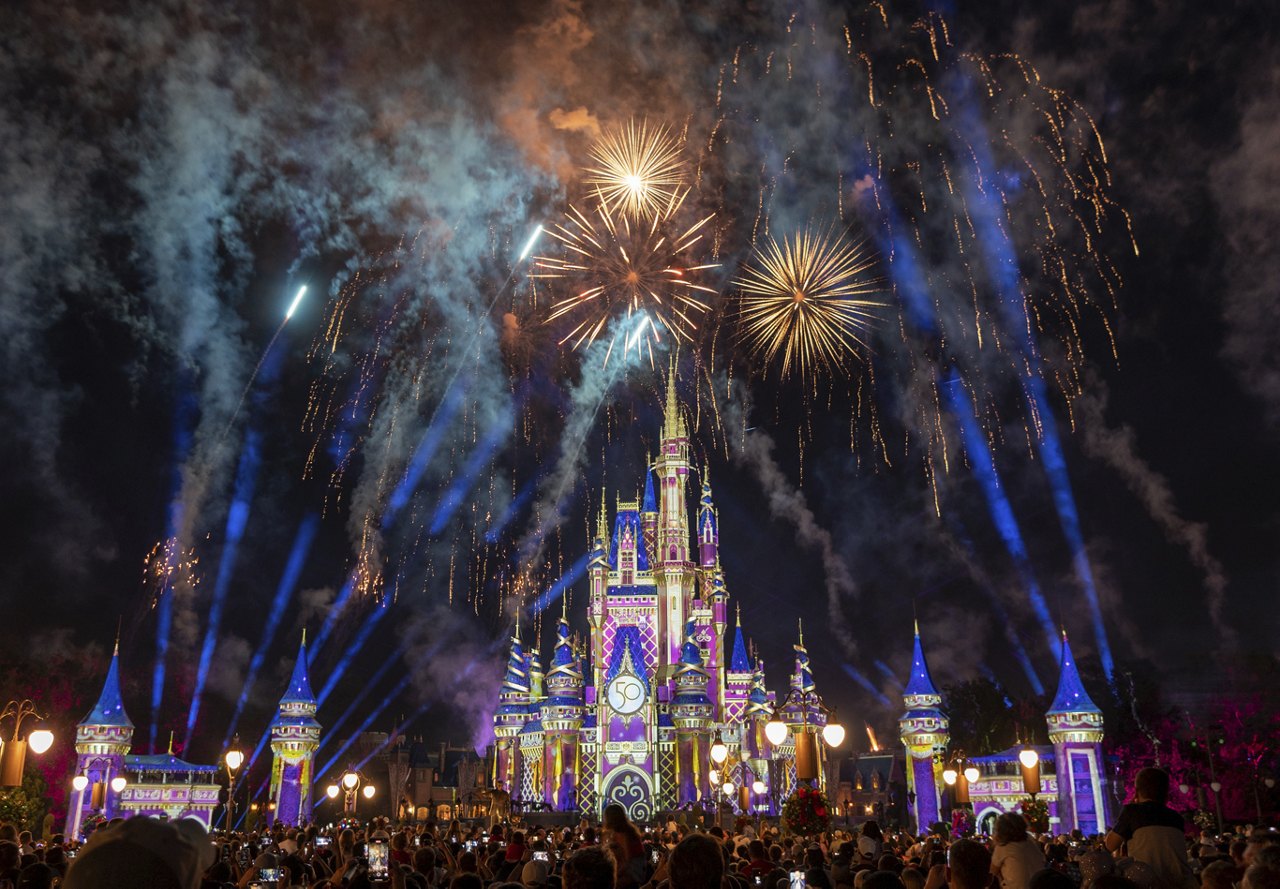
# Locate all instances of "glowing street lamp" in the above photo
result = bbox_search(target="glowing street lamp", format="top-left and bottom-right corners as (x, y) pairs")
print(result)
(764, 719), (789, 747)
(0, 700), (54, 787)
(822, 723), (846, 749)
(1019, 745), (1042, 799)
(222, 736), (245, 831)
(326, 784), (340, 799)
(72, 775), (89, 792)
(330, 769), (374, 814)
(110, 776), (127, 793)
(710, 733), (729, 765)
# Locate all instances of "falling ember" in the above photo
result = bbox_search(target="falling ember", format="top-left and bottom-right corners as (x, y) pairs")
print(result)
(531, 192), (719, 364)
(735, 227), (884, 380)
(865, 723), (882, 752)
(142, 537), (201, 606)
(585, 120), (686, 222)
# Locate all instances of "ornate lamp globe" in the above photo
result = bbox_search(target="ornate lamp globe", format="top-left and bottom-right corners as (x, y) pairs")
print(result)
(963, 766), (980, 783)
(822, 722), (845, 748)
(326, 784), (340, 799)
(722, 781), (736, 797)
(764, 719), (789, 747)
(72, 775), (89, 792)
(225, 748), (245, 772)
(1018, 748), (1039, 769)
(709, 733), (728, 765)
(110, 776), (127, 793)
(942, 767), (958, 786)
(752, 779), (766, 795)
(28, 729), (54, 755)
(362, 784), (376, 799)
(708, 770), (721, 786)
(341, 771), (359, 791)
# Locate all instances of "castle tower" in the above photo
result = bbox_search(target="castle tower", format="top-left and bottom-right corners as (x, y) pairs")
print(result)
(269, 632), (321, 827)
(493, 618), (531, 793)
(641, 464), (659, 560)
(671, 621), (715, 804)
(654, 364), (692, 661)
(698, 473), (718, 570)
(899, 621), (949, 833)
(1045, 632), (1109, 834)
(67, 640), (134, 839)
(542, 612), (585, 811)
(723, 605), (753, 724)
(782, 623), (829, 793)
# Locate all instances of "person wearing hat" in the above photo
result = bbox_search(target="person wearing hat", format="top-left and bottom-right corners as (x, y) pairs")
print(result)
(63, 816), (216, 889)
(521, 859), (550, 888)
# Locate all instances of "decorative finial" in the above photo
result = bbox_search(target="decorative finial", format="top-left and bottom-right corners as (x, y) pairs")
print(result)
(114, 616), (122, 655)
(561, 594), (568, 621)
(736, 601), (741, 622)
(167, 731), (175, 755)
(514, 607), (521, 641)
(798, 618), (805, 647)
(301, 626), (307, 646)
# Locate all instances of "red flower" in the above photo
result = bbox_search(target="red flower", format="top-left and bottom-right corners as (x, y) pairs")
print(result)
(815, 807), (827, 817)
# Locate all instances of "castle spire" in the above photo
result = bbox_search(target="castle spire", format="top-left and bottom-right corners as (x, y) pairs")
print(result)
(662, 357), (685, 440)
(903, 620), (939, 699)
(280, 631), (316, 706)
(84, 640), (133, 728)
(1046, 631), (1100, 715)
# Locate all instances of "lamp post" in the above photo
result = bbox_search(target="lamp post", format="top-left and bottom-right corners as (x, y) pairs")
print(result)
(223, 736), (245, 832)
(0, 700), (54, 787)
(1190, 722), (1226, 835)
(326, 769), (375, 815)
(942, 752), (979, 811)
(1019, 746), (1042, 801)
(764, 688), (845, 787)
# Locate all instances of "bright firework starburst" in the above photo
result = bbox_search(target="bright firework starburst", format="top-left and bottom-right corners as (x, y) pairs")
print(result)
(585, 120), (686, 221)
(532, 193), (718, 366)
(735, 228), (883, 379)
(142, 536), (201, 606)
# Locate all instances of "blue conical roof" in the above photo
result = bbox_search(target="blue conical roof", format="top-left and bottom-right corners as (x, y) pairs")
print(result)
(279, 633), (316, 705)
(679, 621), (703, 667)
(729, 620), (751, 673)
(903, 622), (939, 698)
(1047, 633), (1100, 715)
(83, 644), (133, 728)
(642, 468), (657, 513)
(503, 625), (530, 693)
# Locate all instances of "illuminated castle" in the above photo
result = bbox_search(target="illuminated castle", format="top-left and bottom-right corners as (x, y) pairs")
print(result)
(267, 633), (321, 827)
(492, 373), (830, 820)
(900, 628), (1111, 834)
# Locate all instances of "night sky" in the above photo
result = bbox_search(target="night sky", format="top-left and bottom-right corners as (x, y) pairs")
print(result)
(2, 0), (1277, 773)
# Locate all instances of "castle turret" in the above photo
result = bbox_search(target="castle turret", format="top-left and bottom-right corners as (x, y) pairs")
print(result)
(269, 632), (321, 827)
(542, 610), (585, 811)
(671, 621), (714, 804)
(698, 473), (718, 569)
(654, 363), (692, 662)
(641, 464), (659, 559)
(493, 617), (531, 793)
(1045, 632), (1109, 834)
(899, 622), (949, 833)
(723, 605), (753, 724)
(610, 498), (648, 587)
(67, 640), (134, 838)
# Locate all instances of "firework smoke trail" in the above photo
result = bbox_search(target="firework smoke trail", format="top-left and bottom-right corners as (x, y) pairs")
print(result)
(513, 314), (648, 571)
(1075, 383), (1233, 644)
(718, 377), (860, 656)
(222, 285), (309, 440)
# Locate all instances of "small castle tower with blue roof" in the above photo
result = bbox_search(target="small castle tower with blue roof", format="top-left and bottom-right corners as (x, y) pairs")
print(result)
(1045, 631), (1109, 834)
(268, 631), (321, 826)
(541, 608), (585, 810)
(899, 621), (950, 832)
(66, 639), (134, 838)
(493, 615), (531, 793)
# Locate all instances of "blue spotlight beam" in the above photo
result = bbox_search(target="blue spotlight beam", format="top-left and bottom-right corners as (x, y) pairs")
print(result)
(223, 513), (320, 749)
(842, 663), (892, 708)
(186, 429), (262, 749)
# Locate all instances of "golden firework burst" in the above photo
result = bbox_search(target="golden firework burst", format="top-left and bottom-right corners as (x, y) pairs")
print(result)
(531, 192), (718, 366)
(735, 228), (883, 379)
(585, 120), (686, 221)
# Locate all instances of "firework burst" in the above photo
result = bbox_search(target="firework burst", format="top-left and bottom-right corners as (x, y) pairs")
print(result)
(735, 228), (883, 380)
(532, 193), (718, 366)
(585, 120), (686, 221)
